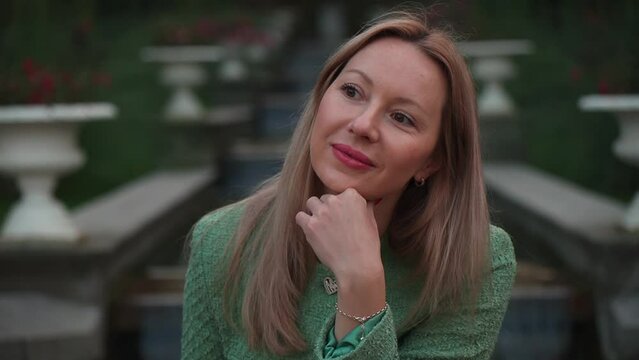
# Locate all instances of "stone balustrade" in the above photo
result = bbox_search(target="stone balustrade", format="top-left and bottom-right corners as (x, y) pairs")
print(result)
(485, 162), (639, 360)
(0, 167), (219, 359)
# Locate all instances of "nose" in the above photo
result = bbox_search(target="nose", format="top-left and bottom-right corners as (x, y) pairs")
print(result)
(348, 106), (380, 142)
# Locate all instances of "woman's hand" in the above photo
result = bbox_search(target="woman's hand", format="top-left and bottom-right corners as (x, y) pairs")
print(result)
(295, 188), (382, 281)
(295, 188), (387, 340)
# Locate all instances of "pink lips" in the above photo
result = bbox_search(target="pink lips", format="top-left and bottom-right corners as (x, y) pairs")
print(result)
(331, 144), (375, 169)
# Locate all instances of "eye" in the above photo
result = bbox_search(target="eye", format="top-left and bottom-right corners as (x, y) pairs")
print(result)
(340, 83), (361, 99)
(391, 112), (415, 127)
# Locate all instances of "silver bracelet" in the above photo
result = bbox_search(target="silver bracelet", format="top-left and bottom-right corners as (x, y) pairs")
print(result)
(335, 302), (388, 340)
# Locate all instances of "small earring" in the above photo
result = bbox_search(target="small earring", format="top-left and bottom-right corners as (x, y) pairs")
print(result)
(414, 177), (426, 187)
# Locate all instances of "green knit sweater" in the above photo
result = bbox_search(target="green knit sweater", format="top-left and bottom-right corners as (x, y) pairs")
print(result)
(181, 203), (516, 360)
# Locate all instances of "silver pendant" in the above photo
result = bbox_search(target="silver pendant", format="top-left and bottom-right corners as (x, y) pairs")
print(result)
(323, 277), (338, 295)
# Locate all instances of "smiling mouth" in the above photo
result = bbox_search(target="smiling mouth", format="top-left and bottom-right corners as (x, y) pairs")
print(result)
(331, 144), (375, 169)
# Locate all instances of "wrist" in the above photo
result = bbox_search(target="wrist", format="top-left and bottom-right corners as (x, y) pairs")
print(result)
(334, 261), (384, 287)
(336, 266), (384, 292)
(335, 301), (388, 340)
(333, 265), (386, 341)
(336, 267), (386, 310)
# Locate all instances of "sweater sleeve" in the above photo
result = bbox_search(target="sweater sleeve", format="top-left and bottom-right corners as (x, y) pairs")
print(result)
(181, 212), (227, 360)
(323, 310), (386, 357)
(312, 226), (516, 360)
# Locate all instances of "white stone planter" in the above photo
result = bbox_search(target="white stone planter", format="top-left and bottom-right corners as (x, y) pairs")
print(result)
(257, 9), (294, 54)
(141, 46), (227, 121)
(0, 103), (116, 243)
(218, 45), (249, 83)
(579, 95), (639, 232)
(458, 40), (534, 118)
(318, 3), (346, 48)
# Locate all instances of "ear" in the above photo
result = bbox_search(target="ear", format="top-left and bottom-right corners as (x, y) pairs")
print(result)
(414, 156), (442, 182)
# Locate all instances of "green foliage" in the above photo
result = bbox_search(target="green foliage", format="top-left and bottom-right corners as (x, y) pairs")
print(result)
(56, 16), (170, 207)
(465, 0), (639, 202)
(0, 0), (638, 225)
(0, 10), (170, 212)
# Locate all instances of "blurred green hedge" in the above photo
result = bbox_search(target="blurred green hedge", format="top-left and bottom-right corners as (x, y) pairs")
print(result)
(0, 0), (637, 223)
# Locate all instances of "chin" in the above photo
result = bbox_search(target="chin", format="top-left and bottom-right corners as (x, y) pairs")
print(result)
(316, 172), (349, 194)
(320, 176), (373, 199)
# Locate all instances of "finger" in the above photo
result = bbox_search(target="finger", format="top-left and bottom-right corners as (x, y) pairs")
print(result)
(342, 187), (359, 199)
(344, 188), (371, 209)
(295, 211), (311, 230)
(295, 212), (318, 247)
(366, 199), (381, 219)
(306, 196), (323, 214)
(320, 194), (334, 203)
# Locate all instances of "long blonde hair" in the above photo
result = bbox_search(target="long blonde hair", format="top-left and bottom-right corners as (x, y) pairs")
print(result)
(222, 10), (489, 356)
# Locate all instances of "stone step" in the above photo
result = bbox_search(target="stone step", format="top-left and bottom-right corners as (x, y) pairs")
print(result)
(0, 293), (101, 360)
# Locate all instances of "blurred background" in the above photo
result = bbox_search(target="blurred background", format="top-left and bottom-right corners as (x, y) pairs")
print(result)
(0, 0), (638, 359)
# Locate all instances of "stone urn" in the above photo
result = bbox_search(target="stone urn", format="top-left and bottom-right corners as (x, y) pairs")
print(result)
(218, 43), (250, 83)
(0, 103), (116, 243)
(141, 46), (226, 121)
(458, 39), (534, 161)
(458, 39), (534, 118)
(579, 95), (639, 232)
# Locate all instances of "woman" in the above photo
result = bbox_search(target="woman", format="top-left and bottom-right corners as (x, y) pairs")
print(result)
(182, 10), (516, 360)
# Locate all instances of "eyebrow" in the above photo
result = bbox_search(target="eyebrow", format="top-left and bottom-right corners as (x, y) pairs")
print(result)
(343, 68), (429, 116)
(343, 68), (373, 84)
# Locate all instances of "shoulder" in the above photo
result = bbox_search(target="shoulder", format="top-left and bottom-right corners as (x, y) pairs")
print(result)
(191, 202), (246, 245)
(488, 224), (516, 270)
(481, 225), (517, 307)
(187, 201), (247, 268)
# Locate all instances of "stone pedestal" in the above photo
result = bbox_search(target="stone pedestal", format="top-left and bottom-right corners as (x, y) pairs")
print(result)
(163, 104), (253, 169)
(458, 40), (534, 118)
(0, 168), (218, 359)
(579, 95), (639, 232)
(0, 103), (116, 243)
(141, 46), (226, 121)
(458, 40), (533, 161)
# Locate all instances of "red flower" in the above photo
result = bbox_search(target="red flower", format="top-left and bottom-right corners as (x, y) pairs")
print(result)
(195, 19), (218, 40)
(92, 71), (112, 87)
(597, 79), (610, 94)
(28, 89), (45, 104)
(39, 72), (56, 98)
(22, 58), (38, 77)
(61, 71), (74, 85)
(4, 56), (108, 104)
(169, 27), (192, 45)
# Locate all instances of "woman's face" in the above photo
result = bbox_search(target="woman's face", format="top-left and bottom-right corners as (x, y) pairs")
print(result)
(310, 37), (447, 202)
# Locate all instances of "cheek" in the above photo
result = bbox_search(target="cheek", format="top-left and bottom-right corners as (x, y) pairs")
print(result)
(315, 97), (336, 129)
(310, 98), (341, 150)
(393, 142), (436, 172)
(309, 118), (326, 172)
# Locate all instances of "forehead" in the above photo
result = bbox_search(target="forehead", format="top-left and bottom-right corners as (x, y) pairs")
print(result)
(341, 37), (447, 112)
